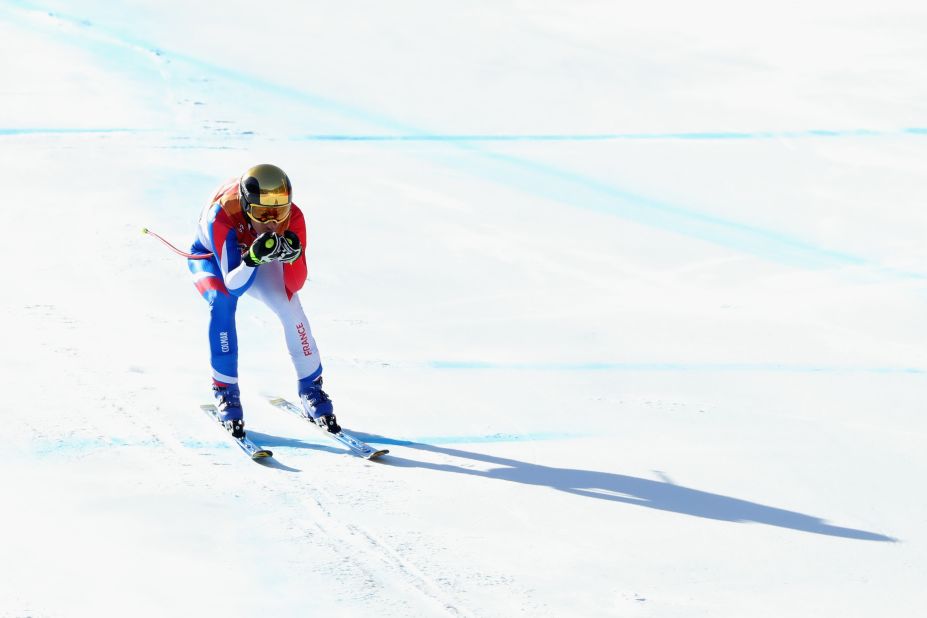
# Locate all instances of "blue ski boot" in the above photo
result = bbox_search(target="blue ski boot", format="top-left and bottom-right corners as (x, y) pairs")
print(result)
(299, 376), (340, 433)
(213, 382), (245, 438)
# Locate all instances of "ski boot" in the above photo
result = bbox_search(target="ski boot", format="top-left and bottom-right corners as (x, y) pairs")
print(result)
(299, 376), (340, 433)
(213, 382), (245, 438)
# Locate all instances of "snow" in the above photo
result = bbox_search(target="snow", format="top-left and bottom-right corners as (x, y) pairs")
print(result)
(2, 0), (925, 616)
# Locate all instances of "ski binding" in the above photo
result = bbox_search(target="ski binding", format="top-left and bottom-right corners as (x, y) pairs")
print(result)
(267, 397), (389, 460)
(201, 404), (273, 460)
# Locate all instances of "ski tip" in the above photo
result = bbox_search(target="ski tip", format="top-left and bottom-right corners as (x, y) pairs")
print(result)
(367, 449), (389, 460)
(267, 397), (286, 405)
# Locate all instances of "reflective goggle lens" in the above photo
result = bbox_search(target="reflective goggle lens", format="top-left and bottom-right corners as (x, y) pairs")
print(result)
(247, 203), (291, 223)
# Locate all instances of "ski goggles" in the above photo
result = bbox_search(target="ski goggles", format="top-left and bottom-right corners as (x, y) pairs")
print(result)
(245, 202), (291, 224)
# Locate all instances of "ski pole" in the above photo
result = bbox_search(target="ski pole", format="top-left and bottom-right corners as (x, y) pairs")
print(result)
(142, 227), (214, 260)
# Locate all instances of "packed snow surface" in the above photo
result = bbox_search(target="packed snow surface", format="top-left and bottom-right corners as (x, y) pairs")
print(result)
(2, 1), (925, 616)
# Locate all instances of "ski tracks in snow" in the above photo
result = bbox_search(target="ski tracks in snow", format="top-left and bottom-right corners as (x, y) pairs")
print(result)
(264, 456), (479, 618)
(149, 406), (481, 617)
(99, 408), (468, 615)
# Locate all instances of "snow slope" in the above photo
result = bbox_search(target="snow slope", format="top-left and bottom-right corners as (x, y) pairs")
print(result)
(1, 1), (925, 616)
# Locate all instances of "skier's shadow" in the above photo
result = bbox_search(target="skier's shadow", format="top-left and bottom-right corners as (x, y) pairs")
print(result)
(350, 432), (896, 542)
(246, 431), (344, 472)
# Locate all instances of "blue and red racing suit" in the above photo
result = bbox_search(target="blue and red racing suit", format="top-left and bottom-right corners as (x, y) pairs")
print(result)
(189, 177), (322, 388)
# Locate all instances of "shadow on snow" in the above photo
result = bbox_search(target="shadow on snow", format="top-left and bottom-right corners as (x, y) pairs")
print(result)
(245, 431), (342, 472)
(350, 432), (895, 542)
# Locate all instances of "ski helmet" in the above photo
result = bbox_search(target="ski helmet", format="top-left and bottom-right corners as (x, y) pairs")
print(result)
(239, 164), (292, 225)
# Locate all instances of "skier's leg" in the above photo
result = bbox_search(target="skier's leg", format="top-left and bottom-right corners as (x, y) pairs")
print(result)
(247, 263), (336, 429)
(247, 262), (322, 383)
(188, 257), (245, 435)
(189, 257), (240, 385)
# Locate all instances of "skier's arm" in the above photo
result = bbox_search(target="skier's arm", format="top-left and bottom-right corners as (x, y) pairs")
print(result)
(224, 261), (257, 296)
(205, 212), (257, 296)
(283, 208), (308, 292)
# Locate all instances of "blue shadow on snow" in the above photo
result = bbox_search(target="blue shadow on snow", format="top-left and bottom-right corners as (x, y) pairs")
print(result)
(353, 432), (896, 542)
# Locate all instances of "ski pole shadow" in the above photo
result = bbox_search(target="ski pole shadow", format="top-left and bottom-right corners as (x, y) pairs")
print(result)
(350, 432), (897, 542)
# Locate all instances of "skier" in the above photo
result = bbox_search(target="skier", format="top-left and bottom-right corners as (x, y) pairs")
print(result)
(188, 163), (338, 439)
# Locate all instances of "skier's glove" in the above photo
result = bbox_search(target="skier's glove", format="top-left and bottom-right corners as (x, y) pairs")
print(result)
(279, 230), (302, 264)
(243, 232), (284, 266)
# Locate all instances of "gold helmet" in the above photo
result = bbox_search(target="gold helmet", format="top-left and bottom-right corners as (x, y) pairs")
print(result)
(239, 164), (292, 225)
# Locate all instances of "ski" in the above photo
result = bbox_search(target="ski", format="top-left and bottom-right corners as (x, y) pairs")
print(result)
(200, 404), (273, 460)
(267, 397), (389, 460)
